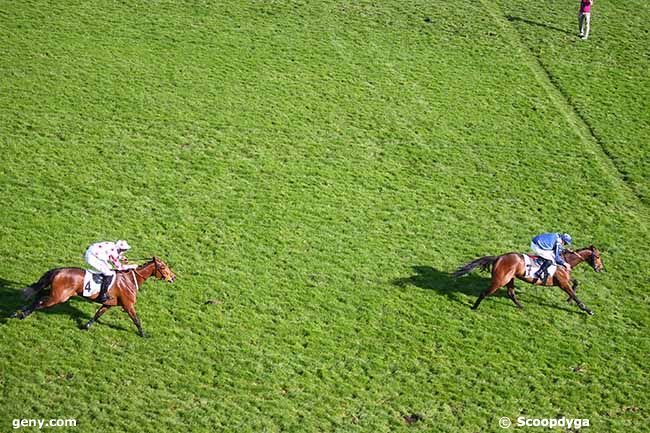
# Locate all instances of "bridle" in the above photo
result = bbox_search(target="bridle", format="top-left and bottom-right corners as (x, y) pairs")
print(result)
(133, 257), (164, 280)
(588, 251), (597, 269)
(566, 247), (599, 271)
(565, 248), (584, 263)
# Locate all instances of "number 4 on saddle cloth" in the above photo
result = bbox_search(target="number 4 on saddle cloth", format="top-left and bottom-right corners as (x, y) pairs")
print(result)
(82, 271), (116, 297)
(523, 255), (558, 282)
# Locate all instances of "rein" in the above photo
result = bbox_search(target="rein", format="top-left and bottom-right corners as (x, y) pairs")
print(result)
(565, 248), (596, 269)
(130, 270), (140, 291)
(565, 248), (584, 262)
(118, 258), (164, 293)
(132, 258), (161, 280)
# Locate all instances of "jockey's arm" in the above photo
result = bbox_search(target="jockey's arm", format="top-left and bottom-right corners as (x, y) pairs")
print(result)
(108, 255), (127, 271)
(554, 244), (569, 268)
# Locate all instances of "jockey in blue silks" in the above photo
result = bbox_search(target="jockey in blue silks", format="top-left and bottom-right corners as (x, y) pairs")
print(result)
(530, 232), (573, 281)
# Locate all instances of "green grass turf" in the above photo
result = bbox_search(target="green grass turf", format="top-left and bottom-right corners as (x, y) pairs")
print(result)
(0, 1), (648, 432)
(494, 0), (650, 204)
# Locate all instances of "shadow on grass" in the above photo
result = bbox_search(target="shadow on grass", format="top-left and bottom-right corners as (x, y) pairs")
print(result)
(394, 266), (586, 314)
(76, 317), (132, 334)
(523, 292), (585, 315)
(506, 15), (574, 36)
(0, 276), (91, 327)
(393, 265), (507, 308)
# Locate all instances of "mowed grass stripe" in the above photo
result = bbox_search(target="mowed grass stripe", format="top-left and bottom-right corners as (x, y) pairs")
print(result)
(494, 0), (650, 205)
(480, 0), (646, 208)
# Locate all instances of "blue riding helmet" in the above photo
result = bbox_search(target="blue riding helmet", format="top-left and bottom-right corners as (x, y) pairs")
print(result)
(560, 233), (572, 244)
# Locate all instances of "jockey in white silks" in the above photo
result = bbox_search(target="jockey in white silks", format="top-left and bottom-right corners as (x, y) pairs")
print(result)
(84, 240), (132, 303)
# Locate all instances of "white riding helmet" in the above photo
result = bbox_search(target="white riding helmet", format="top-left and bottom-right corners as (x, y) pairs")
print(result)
(115, 240), (131, 251)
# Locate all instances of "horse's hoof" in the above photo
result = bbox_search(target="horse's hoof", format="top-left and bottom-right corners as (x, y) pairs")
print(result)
(588, 310), (595, 316)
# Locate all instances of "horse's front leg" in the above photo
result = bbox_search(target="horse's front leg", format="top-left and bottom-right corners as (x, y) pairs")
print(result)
(567, 278), (580, 303)
(123, 304), (146, 337)
(82, 305), (111, 330)
(560, 281), (593, 315)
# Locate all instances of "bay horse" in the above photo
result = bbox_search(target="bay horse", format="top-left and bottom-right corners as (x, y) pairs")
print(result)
(453, 246), (603, 315)
(12, 257), (176, 337)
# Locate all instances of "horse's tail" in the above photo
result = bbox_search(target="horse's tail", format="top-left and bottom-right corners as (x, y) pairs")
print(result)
(452, 256), (498, 278)
(22, 269), (57, 300)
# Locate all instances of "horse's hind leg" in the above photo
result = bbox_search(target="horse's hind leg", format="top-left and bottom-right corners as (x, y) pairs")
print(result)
(471, 276), (506, 310)
(14, 289), (75, 319)
(506, 279), (523, 309)
(472, 284), (498, 310)
(11, 297), (30, 318)
(82, 305), (111, 330)
(13, 295), (53, 319)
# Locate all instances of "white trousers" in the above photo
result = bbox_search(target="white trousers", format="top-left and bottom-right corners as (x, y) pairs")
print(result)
(530, 242), (556, 262)
(579, 12), (591, 38)
(85, 251), (114, 276)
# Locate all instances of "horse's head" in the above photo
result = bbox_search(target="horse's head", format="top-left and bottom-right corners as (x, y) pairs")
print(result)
(152, 256), (176, 283)
(587, 246), (604, 273)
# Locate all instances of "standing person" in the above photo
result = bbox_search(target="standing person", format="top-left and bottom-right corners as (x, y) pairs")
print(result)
(84, 240), (132, 303)
(530, 232), (573, 282)
(579, 0), (593, 40)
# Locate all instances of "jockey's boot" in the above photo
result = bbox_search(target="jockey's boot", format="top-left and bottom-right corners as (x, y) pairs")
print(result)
(96, 275), (112, 303)
(535, 260), (552, 284)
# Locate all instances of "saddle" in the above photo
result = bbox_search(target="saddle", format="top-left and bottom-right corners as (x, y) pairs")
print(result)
(523, 255), (557, 282)
(83, 271), (115, 297)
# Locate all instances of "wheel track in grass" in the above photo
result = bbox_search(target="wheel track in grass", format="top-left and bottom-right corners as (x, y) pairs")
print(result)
(479, 0), (646, 207)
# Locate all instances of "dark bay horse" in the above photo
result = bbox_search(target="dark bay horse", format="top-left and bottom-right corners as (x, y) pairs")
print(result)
(453, 246), (603, 315)
(12, 257), (176, 337)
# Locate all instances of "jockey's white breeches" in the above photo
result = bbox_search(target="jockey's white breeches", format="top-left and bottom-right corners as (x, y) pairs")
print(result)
(85, 251), (114, 276)
(530, 242), (556, 263)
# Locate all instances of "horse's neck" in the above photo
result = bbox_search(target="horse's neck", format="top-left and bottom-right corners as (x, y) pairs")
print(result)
(567, 249), (590, 267)
(135, 262), (155, 281)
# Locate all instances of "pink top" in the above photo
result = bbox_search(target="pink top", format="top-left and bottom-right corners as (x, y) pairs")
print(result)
(581, 0), (592, 13)
(87, 241), (127, 270)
